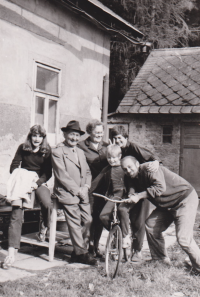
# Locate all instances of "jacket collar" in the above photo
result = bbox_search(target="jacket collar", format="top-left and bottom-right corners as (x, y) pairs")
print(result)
(85, 137), (103, 151)
(63, 144), (81, 168)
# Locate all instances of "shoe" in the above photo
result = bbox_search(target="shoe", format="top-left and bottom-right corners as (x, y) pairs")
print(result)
(37, 226), (48, 242)
(184, 256), (191, 267)
(1, 255), (15, 270)
(70, 251), (78, 262)
(89, 245), (95, 256)
(71, 252), (97, 266)
(122, 235), (131, 249)
(151, 257), (171, 266)
(131, 250), (143, 262)
(94, 248), (103, 258)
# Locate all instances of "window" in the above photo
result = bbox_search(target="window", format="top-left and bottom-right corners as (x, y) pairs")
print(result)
(162, 126), (173, 143)
(33, 63), (60, 145)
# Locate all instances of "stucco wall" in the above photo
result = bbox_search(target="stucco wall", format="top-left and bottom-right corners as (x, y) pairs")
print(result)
(108, 113), (200, 174)
(0, 0), (110, 194)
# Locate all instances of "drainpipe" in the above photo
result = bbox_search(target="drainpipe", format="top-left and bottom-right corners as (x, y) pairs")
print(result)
(102, 73), (109, 142)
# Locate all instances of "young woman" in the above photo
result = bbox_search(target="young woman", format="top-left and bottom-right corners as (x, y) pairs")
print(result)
(2, 125), (52, 269)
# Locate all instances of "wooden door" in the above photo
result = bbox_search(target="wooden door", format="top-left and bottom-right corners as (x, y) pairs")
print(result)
(180, 122), (200, 196)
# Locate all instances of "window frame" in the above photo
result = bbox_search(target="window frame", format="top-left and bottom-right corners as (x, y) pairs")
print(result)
(34, 62), (61, 97)
(31, 61), (61, 145)
(162, 125), (173, 144)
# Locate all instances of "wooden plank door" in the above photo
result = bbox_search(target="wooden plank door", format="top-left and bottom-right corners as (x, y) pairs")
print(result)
(180, 122), (200, 196)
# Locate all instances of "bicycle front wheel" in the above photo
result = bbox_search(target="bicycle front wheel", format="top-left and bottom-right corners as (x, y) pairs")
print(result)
(105, 224), (123, 279)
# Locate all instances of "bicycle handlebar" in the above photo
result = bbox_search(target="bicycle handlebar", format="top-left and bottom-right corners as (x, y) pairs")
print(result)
(93, 193), (130, 203)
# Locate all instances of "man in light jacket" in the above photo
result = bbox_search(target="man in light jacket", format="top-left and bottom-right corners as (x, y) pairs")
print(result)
(51, 120), (97, 265)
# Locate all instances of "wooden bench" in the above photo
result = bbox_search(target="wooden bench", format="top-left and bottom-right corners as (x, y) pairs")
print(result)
(1, 194), (71, 262)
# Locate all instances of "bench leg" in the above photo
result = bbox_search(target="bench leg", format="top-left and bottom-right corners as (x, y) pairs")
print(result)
(49, 199), (58, 261)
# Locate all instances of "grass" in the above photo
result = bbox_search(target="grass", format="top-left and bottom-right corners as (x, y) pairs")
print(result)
(1, 212), (200, 297)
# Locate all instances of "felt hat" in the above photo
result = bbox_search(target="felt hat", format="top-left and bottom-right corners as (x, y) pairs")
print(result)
(61, 120), (85, 135)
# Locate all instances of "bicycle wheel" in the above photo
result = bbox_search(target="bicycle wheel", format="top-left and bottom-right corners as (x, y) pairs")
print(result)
(105, 224), (123, 279)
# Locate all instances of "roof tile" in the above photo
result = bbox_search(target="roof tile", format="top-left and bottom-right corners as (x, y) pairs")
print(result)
(128, 105), (140, 113)
(137, 93), (148, 101)
(148, 106), (161, 113)
(169, 106), (182, 113)
(145, 88), (158, 97)
(171, 83), (183, 92)
(156, 98), (169, 105)
(177, 88), (190, 97)
(138, 106), (150, 113)
(141, 98), (153, 105)
(189, 98), (200, 105)
(193, 88), (200, 96)
(187, 83), (200, 92)
(167, 93), (180, 102)
(176, 74), (188, 83)
(159, 106), (171, 113)
(172, 98), (185, 105)
(161, 88), (174, 97)
(180, 106), (192, 113)
(182, 93), (196, 101)
(192, 106), (200, 113)
(151, 93), (163, 101)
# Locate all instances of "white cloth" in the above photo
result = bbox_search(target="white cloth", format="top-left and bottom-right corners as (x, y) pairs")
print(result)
(6, 168), (38, 203)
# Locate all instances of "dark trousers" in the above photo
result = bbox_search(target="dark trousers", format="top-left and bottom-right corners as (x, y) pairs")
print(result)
(8, 185), (52, 249)
(118, 199), (150, 251)
(62, 202), (92, 255)
(89, 195), (106, 249)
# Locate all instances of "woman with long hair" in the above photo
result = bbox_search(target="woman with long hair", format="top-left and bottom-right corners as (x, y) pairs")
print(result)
(2, 125), (52, 269)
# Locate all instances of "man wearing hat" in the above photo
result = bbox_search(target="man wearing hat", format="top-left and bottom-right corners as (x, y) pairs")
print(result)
(51, 120), (97, 265)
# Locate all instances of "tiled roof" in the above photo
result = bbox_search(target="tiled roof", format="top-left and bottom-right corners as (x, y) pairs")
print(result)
(117, 47), (200, 114)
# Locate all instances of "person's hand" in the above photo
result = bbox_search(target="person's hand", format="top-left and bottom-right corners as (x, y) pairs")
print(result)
(109, 138), (116, 145)
(78, 186), (89, 199)
(126, 194), (140, 204)
(31, 182), (38, 190)
(146, 160), (159, 173)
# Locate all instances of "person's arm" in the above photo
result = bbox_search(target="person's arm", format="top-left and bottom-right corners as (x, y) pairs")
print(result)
(90, 166), (109, 194)
(127, 169), (166, 203)
(10, 144), (23, 173)
(51, 148), (80, 196)
(36, 150), (52, 186)
(130, 142), (160, 173)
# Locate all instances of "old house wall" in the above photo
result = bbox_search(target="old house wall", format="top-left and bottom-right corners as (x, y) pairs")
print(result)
(0, 0), (110, 194)
(108, 114), (200, 173)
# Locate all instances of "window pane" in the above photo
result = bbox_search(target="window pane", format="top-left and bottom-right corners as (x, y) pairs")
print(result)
(36, 66), (59, 95)
(163, 136), (172, 143)
(48, 100), (56, 133)
(35, 96), (44, 126)
(163, 126), (172, 135)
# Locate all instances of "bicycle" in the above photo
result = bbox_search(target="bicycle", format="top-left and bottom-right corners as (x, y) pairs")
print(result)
(93, 193), (132, 279)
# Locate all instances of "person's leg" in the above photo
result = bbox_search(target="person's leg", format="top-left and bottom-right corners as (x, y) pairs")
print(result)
(3, 206), (23, 267)
(172, 190), (200, 271)
(90, 196), (106, 254)
(130, 199), (150, 252)
(118, 202), (132, 238)
(62, 203), (88, 255)
(79, 201), (92, 249)
(35, 185), (53, 229)
(146, 207), (174, 260)
(99, 200), (115, 231)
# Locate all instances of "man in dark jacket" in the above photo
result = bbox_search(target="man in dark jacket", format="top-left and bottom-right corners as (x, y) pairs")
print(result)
(121, 156), (200, 272)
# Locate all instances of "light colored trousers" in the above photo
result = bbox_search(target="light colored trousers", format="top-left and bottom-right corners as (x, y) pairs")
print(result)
(146, 189), (200, 271)
(62, 202), (92, 255)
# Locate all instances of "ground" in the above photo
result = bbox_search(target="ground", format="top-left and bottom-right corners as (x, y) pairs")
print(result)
(0, 211), (200, 297)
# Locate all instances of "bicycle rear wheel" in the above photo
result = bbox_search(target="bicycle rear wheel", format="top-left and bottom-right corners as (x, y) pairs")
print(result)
(105, 224), (123, 279)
